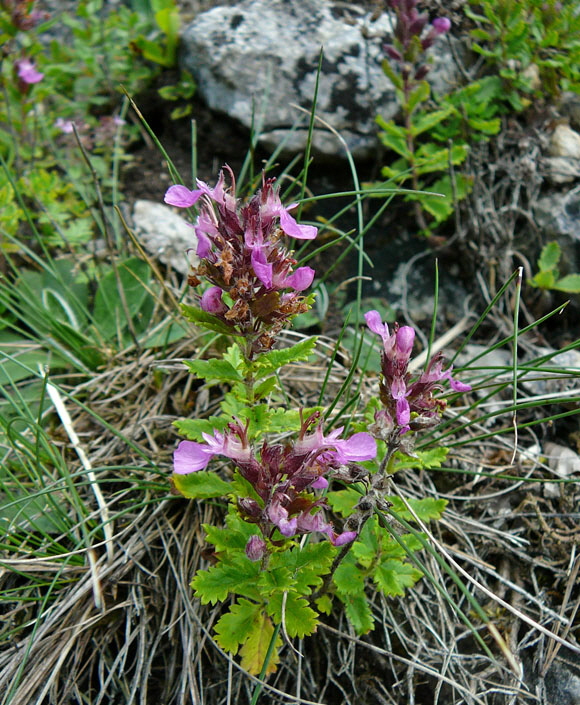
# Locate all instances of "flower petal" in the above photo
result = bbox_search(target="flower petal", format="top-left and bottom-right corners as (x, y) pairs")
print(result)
(364, 310), (389, 341)
(164, 185), (203, 208)
(173, 440), (213, 474)
(282, 266), (315, 291)
(279, 208), (318, 240)
(334, 432), (377, 462)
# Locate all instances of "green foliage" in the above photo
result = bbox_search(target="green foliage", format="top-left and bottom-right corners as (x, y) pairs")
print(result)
(332, 518), (424, 634)
(190, 507), (336, 673)
(172, 470), (232, 499)
(530, 241), (580, 293)
(466, 0), (580, 102)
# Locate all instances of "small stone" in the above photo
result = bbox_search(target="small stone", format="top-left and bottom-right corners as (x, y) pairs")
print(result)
(549, 124), (580, 159)
(132, 200), (197, 275)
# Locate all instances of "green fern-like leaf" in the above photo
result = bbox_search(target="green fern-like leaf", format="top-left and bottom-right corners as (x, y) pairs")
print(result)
(214, 598), (263, 653)
(266, 591), (319, 639)
(191, 556), (261, 604)
(373, 559), (423, 596)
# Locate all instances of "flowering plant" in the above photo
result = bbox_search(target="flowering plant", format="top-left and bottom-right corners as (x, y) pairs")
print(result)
(167, 168), (473, 676)
(377, 0), (473, 231)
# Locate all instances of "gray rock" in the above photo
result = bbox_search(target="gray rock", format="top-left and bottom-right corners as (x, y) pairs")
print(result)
(132, 200), (197, 275)
(180, 0), (458, 158)
(534, 184), (580, 262)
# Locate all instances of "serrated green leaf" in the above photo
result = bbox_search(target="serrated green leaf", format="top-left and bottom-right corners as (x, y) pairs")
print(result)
(537, 241), (561, 272)
(406, 80), (430, 113)
(339, 592), (374, 634)
(266, 591), (319, 639)
(393, 446), (449, 471)
(467, 116), (501, 134)
(172, 470), (231, 499)
(173, 416), (229, 441)
(214, 598), (262, 652)
(470, 28), (493, 41)
(373, 559), (422, 596)
(552, 274), (580, 293)
(183, 358), (243, 382)
(223, 342), (245, 369)
(381, 59), (404, 90)
(270, 542), (334, 592)
(530, 270), (556, 290)
(180, 303), (240, 335)
(259, 566), (294, 594)
(316, 594), (333, 615)
(191, 556), (261, 604)
(252, 337), (318, 378)
(327, 487), (361, 516)
(378, 130), (412, 160)
(334, 559), (366, 595)
(411, 107), (454, 137)
(239, 610), (281, 675)
(389, 496), (448, 522)
(350, 517), (380, 567)
(254, 376), (277, 400)
(203, 519), (259, 555)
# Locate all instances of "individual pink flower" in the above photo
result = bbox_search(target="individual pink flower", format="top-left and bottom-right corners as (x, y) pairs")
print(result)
(15, 58), (44, 84)
(54, 117), (75, 134)
(173, 427), (251, 474)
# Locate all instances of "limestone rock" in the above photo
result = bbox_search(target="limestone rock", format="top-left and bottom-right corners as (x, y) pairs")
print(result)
(132, 200), (196, 275)
(179, 0), (458, 158)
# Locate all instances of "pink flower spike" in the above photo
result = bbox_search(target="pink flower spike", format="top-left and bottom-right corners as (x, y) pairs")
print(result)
(364, 310), (389, 342)
(16, 58), (44, 84)
(173, 440), (214, 474)
(164, 184), (204, 208)
(279, 208), (318, 240)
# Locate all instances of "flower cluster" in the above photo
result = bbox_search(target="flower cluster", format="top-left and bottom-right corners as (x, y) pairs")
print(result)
(365, 310), (471, 435)
(174, 413), (377, 555)
(165, 167), (318, 355)
(385, 0), (451, 82)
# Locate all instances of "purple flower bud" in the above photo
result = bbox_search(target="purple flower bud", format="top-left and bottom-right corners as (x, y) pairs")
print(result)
(330, 530), (358, 547)
(396, 326), (415, 358)
(200, 286), (227, 314)
(245, 535), (267, 562)
(432, 17), (451, 35)
(384, 44), (403, 62)
(408, 13), (428, 36)
(414, 65), (431, 81)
